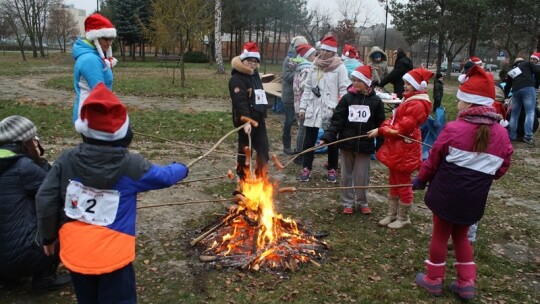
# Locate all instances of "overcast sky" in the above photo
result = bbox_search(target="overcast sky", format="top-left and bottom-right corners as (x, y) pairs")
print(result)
(68, 0), (389, 26)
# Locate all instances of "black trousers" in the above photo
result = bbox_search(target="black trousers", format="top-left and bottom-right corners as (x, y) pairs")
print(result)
(236, 119), (269, 179)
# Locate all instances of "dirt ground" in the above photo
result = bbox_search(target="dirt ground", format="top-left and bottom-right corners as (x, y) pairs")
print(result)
(1, 73), (539, 301)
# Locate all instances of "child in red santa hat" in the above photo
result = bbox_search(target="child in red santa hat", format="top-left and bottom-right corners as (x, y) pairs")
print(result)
(367, 67), (434, 229)
(412, 65), (513, 299)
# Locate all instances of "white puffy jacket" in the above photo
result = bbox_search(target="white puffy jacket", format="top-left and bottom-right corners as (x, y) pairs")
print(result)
(299, 61), (350, 129)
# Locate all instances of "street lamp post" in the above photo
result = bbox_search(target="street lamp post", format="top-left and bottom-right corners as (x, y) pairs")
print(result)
(378, 0), (389, 52)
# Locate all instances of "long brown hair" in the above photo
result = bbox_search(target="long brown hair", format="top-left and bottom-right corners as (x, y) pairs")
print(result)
(20, 139), (44, 165)
(473, 125), (490, 152)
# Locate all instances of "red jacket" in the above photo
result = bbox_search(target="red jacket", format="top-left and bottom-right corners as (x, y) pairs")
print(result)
(376, 91), (432, 172)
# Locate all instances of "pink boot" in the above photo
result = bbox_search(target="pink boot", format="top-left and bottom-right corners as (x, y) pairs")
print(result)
(415, 260), (445, 296)
(450, 262), (476, 300)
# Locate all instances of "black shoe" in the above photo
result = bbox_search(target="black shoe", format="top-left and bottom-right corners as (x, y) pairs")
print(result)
(522, 138), (534, 145)
(32, 274), (71, 294)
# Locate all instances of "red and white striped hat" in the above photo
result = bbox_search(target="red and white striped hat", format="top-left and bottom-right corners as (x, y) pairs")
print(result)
(295, 44), (316, 59)
(341, 44), (358, 59)
(456, 65), (495, 106)
(351, 66), (372, 86)
(403, 68), (434, 91)
(75, 82), (130, 141)
(240, 42), (260, 61)
(319, 35), (337, 53)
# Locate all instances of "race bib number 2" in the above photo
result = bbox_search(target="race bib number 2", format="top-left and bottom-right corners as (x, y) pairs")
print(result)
(348, 105), (371, 123)
(64, 180), (120, 226)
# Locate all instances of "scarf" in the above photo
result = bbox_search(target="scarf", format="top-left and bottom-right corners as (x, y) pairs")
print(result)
(458, 106), (501, 125)
(314, 55), (342, 72)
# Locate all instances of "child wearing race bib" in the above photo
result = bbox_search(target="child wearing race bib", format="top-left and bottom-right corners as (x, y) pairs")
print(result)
(320, 66), (385, 215)
(229, 42), (269, 180)
(367, 67), (434, 229)
(36, 83), (189, 303)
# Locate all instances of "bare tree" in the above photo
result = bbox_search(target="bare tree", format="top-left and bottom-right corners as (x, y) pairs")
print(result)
(214, 0), (224, 74)
(46, 3), (78, 52)
(0, 0), (28, 60)
(148, 0), (213, 86)
(302, 4), (333, 44)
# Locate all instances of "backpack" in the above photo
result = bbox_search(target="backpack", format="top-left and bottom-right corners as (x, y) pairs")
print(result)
(421, 107), (446, 160)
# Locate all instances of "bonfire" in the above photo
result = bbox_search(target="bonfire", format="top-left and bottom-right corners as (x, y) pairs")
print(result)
(191, 168), (329, 271)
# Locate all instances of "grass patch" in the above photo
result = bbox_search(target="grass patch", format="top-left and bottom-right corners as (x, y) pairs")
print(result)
(1, 57), (538, 303)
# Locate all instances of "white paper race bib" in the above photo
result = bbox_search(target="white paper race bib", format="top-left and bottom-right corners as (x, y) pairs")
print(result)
(254, 89), (268, 105)
(508, 67), (522, 78)
(64, 180), (120, 226)
(348, 105), (371, 122)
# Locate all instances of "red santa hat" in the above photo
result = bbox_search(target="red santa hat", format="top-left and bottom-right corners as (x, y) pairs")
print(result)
(470, 56), (482, 65)
(456, 65), (495, 106)
(84, 13), (118, 68)
(295, 44), (316, 59)
(530, 52), (540, 60)
(240, 42), (260, 61)
(341, 44), (358, 59)
(75, 82), (130, 142)
(350, 66), (372, 87)
(319, 35), (337, 53)
(402, 68), (434, 91)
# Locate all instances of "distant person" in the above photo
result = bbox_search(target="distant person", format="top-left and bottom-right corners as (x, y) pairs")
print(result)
(432, 72), (444, 112)
(292, 43), (317, 162)
(229, 42), (269, 179)
(73, 13), (118, 123)
(36, 83), (189, 303)
(368, 67), (433, 229)
(298, 35), (351, 183)
(281, 36), (308, 155)
(378, 48), (413, 99)
(503, 53), (540, 144)
(0, 116), (70, 294)
(461, 56), (482, 75)
(413, 65), (513, 300)
(321, 66), (385, 215)
(341, 44), (363, 76)
(367, 46), (388, 84)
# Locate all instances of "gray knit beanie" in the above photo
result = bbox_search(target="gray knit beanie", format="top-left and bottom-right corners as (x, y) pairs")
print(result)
(0, 115), (37, 144)
(288, 36), (308, 53)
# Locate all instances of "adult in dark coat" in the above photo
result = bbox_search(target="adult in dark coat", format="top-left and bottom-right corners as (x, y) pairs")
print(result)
(379, 48), (413, 99)
(0, 116), (70, 293)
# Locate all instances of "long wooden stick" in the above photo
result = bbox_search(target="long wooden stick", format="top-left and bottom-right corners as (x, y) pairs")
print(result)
(278, 184), (412, 194)
(137, 197), (235, 210)
(398, 134), (433, 148)
(276, 134), (371, 171)
(190, 213), (241, 246)
(187, 116), (257, 168)
(178, 170), (234, 184)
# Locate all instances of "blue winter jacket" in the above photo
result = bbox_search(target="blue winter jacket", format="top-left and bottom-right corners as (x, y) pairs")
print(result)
(72, 37), (114, 123)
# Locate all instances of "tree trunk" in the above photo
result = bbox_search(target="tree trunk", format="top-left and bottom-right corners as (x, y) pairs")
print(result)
(214, 0), (225, 74)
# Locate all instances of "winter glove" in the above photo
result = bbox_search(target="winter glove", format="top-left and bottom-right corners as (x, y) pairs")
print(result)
(412, 177), (427, 190)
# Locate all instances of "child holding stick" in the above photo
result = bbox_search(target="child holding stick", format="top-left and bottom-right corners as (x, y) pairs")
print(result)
(413, 65), (513, 300)
(320, 66), (385, 214)
(367, 67), (434, 229)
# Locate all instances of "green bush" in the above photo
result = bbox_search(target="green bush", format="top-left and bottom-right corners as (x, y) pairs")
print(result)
(183, 51), (209, 63)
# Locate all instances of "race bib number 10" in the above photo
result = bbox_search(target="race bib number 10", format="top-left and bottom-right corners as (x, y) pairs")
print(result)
(64, 180), (120, 226)
(348, 105), (371, 123)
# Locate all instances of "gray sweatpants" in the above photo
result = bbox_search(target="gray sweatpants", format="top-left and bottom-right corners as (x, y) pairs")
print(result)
(340, 150), (371, 208)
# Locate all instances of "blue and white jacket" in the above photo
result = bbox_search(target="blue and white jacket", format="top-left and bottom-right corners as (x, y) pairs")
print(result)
(72, 37), (114, 123)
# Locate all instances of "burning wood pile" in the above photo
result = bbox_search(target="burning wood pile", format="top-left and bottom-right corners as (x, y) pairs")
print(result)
(191, 175), (328, 271)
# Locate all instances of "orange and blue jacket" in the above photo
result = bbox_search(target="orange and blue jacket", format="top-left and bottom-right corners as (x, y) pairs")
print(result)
(36, 143), (188, 275)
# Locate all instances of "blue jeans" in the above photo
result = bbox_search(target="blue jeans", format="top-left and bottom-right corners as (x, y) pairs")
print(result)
(281, 103), (295, 150)
(509, 86), (537, 140)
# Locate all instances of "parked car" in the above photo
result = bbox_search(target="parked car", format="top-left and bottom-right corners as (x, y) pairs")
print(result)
(441, 62), (461, 73)
(484, 64), (498, 72)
